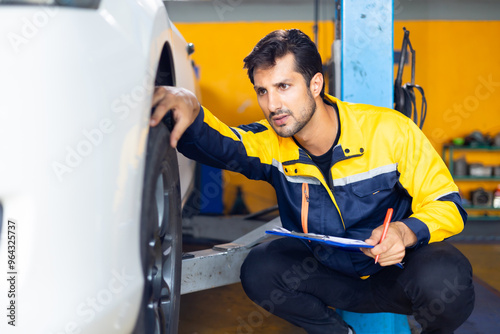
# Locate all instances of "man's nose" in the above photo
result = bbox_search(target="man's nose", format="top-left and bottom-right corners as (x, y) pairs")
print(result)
(268, 91), (282, 113)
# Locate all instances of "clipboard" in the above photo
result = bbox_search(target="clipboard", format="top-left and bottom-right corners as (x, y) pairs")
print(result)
(265, 227), (373, 249)
(265, 227), (404, 269)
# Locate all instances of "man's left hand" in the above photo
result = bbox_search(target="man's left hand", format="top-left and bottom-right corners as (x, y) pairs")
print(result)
(361, 221), (417, 266)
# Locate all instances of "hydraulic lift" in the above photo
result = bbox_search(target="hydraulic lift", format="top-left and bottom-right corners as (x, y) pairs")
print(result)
(181, 216), (281, 294)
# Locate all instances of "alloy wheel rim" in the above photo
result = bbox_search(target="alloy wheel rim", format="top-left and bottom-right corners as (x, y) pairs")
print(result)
(147, 168), (175, 333)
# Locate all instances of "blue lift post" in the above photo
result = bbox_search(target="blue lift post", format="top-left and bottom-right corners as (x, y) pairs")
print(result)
(337, 0), (412, 333)
(340, 0), (394, 108)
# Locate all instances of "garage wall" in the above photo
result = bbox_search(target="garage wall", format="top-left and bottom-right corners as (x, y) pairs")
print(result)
(166, 1), (500, 212)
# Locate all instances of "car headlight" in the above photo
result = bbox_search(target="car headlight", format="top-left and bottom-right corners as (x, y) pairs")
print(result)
(0, 0), (101, 9)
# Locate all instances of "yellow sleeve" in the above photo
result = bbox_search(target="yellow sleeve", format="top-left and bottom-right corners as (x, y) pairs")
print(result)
(397, 118), (466, 247)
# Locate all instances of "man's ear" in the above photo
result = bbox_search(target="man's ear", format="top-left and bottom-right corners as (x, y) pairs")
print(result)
(309, 72), (324, 98)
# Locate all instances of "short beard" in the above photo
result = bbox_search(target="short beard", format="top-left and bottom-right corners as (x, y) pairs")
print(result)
(270, 90), (317, 138)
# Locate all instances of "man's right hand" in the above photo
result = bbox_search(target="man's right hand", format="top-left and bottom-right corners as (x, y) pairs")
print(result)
(150, 86), (200, 148)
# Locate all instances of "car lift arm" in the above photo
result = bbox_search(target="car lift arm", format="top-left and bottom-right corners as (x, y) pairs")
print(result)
(180, 217), (281, 295)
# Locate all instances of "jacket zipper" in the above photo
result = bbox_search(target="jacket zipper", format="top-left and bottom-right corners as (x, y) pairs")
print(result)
(296, 156), (346, 231)
(301, 183), (309, 233)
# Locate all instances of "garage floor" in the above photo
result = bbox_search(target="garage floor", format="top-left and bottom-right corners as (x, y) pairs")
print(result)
(179, 223), (500, 334)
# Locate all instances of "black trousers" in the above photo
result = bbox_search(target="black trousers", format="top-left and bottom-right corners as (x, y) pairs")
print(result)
(240, 238), (475, 334)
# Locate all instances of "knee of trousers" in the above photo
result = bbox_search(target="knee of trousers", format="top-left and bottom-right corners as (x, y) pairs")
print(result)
(408, 243), (475, 322)
(240, 244), (280, 302)
(240, 241), (311, 304)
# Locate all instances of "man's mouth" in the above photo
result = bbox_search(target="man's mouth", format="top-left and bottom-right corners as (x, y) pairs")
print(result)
(272, 114), (289, 126)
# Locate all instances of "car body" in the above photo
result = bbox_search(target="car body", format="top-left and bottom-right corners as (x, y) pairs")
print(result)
(0, 1), (197, 332)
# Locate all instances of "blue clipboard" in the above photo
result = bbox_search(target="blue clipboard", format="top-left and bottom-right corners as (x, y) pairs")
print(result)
(265, 228), (404, 269)
(265, 228), (373, 250)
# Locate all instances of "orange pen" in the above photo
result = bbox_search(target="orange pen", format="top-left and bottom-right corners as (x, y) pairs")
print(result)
(374, 208), (394, 264)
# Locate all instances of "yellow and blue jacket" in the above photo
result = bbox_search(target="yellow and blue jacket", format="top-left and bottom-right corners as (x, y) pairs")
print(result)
(177, 94), (467, 277)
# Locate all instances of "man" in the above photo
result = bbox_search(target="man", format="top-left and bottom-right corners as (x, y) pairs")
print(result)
(151, 29), (474, 334)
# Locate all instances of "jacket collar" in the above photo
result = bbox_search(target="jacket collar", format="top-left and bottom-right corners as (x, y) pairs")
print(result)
(278, 94), (366, 167)
(325, 94), (366, 164)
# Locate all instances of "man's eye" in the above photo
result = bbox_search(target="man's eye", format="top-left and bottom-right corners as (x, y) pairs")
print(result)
(257, 89), (267, 96)
(279, 84), (290, 90)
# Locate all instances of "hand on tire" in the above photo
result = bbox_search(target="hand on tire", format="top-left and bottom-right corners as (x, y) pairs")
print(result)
(150, 86), (200, 148)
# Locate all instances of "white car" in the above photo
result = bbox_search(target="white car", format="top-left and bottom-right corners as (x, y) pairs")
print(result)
(0, 1), (197, 333)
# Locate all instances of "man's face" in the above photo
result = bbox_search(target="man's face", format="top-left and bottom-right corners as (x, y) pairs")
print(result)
(253, 53), (316, 138)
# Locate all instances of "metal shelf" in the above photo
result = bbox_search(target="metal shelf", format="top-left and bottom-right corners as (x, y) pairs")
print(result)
(442, 145), (500, 222)
(442, 145), (500, 181)
(463, 205), (500, 221)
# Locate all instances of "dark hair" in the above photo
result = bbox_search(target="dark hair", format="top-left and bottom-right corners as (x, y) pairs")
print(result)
(243, 29), (324, 97)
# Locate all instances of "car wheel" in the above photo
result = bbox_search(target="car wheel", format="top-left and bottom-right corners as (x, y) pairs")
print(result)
(133, 120), (182, 334)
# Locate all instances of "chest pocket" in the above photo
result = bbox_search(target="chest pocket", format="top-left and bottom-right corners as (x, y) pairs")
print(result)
(351, 172), (398, 197)
(338, 171), (400, 229)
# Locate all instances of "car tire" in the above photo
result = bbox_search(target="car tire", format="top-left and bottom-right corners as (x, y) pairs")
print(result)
(133, 120), (182, 334)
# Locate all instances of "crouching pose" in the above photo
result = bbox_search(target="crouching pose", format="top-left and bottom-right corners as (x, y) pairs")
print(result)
(151, 29), (474, 334)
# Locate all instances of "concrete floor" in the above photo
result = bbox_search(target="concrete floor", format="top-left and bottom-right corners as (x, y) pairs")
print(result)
(179, 242), (500, 334)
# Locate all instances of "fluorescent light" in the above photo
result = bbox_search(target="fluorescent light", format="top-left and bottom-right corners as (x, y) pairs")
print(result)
(0, 0), (101, 9)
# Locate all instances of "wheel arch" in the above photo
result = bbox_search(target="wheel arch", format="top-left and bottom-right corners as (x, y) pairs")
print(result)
(155, 42), (176, 87)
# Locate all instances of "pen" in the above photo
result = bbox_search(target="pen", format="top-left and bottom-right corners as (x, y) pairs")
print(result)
(374, 208), (394, 264)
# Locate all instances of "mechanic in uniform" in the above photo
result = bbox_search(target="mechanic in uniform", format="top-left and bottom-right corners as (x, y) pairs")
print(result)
(150, 29), (474, 334)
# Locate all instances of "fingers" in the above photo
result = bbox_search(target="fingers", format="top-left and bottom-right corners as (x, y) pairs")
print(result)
(150, 103), (169, 127)
(152, 86), (167, 107)
(371, 241), (405, 266)
(169, 110), (191, 148)
(376, 250), (405, 266)
(150, 87), (174, 127)
(363, 225), (406, 266)
(360, 247), (374, 258)
(150, 86), (201, 147)
(364, 225), (383, 246)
